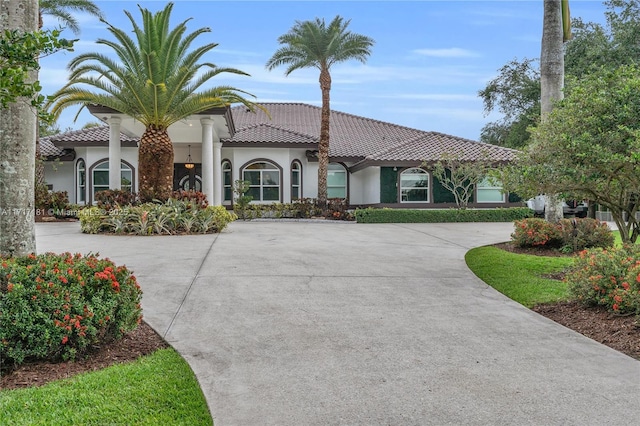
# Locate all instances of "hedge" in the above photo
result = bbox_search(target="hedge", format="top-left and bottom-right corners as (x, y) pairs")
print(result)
(354, 207), (533, 223)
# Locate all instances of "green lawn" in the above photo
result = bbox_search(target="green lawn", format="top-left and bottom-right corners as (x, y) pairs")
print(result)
(465, 246), (575, 308)
(0, 348), (212, 426)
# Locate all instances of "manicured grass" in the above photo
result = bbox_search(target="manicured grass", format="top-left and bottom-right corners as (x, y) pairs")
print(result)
(0, 349), (212, 426)
(465, 246), (575, 308)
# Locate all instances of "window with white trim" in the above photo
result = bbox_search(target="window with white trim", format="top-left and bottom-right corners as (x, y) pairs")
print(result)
(291, 161), (302, 200)
(92, 160), (133, 199)
(222, 161), (232, 203)
(400, 168), (429, 202)
(243, 161), (280, 202)
(327, 163), (347, 198)
(477, 176), (505, 203)
(76, 159), (86, 204)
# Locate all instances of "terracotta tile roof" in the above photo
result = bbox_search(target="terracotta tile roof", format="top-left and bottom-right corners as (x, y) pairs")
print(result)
(225, 123), (318, 145)
(39, 136), (64, 157)
(226, 103), (517, 163)
(362, 132), (518, 164)
(48, 125), (138, 146)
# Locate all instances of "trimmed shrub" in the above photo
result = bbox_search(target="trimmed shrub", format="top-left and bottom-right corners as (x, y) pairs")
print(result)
(512, 218), (563, 248)
(0, 253), (142, 368)
(355, 207), (533, 223)
(558, 218), (614, 251)
(566, 245), (640, 314)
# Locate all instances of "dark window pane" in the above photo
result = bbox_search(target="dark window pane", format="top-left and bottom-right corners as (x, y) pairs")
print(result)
(263, 187), (279, 201)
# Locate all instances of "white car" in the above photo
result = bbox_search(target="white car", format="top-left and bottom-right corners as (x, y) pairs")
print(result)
(527, 195), (588, 218)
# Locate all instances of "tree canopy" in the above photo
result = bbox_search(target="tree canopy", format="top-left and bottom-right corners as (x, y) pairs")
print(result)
(501, 65), (640, 243)
(479, 0), (640, 148)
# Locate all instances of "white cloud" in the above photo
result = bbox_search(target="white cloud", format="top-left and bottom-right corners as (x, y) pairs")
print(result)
(413, 48), (481, 58)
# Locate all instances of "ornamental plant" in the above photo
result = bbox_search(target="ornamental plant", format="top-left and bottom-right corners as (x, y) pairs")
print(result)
(79, 199), (236, 235)
(566, 245), (640, 314)
(511, 218), (613, 251)
(0, 253), (142, 369)
(511, 218), (563, 248)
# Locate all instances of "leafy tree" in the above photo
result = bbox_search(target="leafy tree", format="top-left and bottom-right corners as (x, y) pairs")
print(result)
(49, 2), (260, 201)
(501, 65), (640, 243)
(427, 152), (494, 209)
(266, 16), (374, 210)
(478, 59), (540, 148)
(0, 29), (72, 113)
(40, 0), (104, 35)
(481, 0), (640, 149)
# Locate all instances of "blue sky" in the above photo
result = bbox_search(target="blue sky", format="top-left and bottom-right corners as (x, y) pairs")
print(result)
(39, 0), (608, 140)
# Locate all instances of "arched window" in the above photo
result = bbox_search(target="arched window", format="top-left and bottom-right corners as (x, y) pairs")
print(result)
(291, 160), (302, 200)
(400, 168), (429, 203)
(76, 159), (86, 204)
(242, 161), (280, 202)
(92, 160), (133, 199)
(222, 160), (232, 203)
(327, 163), (347, 198)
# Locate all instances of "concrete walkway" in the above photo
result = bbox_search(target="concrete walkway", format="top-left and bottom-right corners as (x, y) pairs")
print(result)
(36, 221), (640, 425)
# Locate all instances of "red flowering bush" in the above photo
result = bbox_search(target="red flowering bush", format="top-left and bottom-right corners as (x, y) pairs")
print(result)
(0, 253), (142, 370)
(566, 245), (640, 314)
(511, 218), (563, 248)
(512, 218), (613, 251)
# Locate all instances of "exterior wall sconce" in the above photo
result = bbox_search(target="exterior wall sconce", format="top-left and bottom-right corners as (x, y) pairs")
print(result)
(185, 144), (195, 169)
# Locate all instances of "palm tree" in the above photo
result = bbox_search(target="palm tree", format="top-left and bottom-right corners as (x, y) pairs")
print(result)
(0, 0), (39, 256)
(40, 0), (104, 34)
(540, 0), (571, 222)
(49, 2), (259, 201)
(266, 16), (374, 210)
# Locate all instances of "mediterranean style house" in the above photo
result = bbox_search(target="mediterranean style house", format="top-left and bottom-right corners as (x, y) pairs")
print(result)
(41, 102), (521, 208)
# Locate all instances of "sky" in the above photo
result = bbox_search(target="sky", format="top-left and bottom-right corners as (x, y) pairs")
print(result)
(39, 0), (609, 141)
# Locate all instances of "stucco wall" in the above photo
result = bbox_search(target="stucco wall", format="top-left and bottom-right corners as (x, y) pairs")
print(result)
(350, 166), (380, 205)
(44, 161), (74, 198)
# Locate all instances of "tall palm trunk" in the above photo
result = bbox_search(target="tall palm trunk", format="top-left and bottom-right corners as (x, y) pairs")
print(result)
(541, 0), (565, 223)
(0, 0), (38, 256)
(138, 126), (174, 201)
(317, 67), (331, 211)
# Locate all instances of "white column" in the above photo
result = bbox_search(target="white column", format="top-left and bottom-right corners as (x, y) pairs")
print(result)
(108, 117), (122, 190)
(212, 140), (222, 206)
(201, 118), (214, 203)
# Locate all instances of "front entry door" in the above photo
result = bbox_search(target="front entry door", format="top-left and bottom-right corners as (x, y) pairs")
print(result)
(173, 164), (202, 191)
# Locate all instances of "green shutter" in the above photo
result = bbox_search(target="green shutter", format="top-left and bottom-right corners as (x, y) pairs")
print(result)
(380, 167), (398, 203)
(432, 175), (456, 204)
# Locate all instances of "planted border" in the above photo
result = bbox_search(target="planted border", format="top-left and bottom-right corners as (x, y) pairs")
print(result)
(355, 207), (532, 223)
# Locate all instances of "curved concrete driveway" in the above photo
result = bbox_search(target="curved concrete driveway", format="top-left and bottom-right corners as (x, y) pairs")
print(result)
(37, 221), (640, 425)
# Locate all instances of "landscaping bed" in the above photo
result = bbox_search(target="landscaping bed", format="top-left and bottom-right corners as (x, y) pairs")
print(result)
(1, 321), (167, 390)
(488, 241), (640, 360)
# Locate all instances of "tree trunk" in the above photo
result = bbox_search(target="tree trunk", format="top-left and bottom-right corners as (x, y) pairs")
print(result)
(541, 0), (565, 223)
(0, 0), (38, 257)
(138, 126), (174, 202)
(317, 67), (331, 212)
